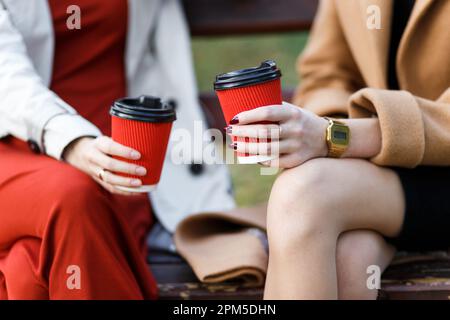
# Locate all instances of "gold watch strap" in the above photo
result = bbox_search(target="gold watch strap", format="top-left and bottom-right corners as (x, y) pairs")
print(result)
(324, 117), (348, 158)
(327, 141), (347, 158)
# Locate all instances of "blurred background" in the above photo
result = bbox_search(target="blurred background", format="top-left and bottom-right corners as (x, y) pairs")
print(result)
(191, 32), (309, 206)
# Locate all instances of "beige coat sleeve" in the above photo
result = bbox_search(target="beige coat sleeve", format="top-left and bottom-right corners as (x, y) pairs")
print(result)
(349, 88), (450, 167)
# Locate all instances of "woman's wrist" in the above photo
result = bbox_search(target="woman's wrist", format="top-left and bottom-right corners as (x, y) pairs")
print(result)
(317, 117), (330, 158)
(62, 136), (95, 163)
(339, 118), (381, 159)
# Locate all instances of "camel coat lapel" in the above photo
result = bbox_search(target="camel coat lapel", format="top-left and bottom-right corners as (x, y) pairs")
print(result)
(357, 0), (391, 89)
(396, 0), (436, 94)
(334, 0), (391, 89)
(338, 0), (436, 90)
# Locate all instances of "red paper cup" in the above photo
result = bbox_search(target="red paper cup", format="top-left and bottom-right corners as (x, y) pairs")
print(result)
(110, 96), (176, 193)
(214, 60), (283, 164)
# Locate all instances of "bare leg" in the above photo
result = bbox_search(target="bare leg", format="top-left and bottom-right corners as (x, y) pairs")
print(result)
(336, 230), (396, 300)
(264, 158), (404, 299)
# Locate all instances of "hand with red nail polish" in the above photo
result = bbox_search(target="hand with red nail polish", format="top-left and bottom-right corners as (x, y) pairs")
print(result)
(227, 102), (329, 168)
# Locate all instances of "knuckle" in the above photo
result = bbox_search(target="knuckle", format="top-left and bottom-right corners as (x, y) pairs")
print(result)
(291, 107), (302, 119)
(128, 165), (137, 175)
(105, 143), (114, 154)
(86, 152), (94, 163)
(117, 144), (128, 154)
(293, 139), (302, 150)
(105, 158), (116, 170)
(263, 109), (274, 119)
(97, 136), (108, 145)
(291, 126), (304, 137)
(107, 172), (117, 183)
(92, 138), (101, 148)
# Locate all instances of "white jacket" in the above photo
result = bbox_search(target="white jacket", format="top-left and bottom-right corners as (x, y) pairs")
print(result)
(0, 0), (235, 232)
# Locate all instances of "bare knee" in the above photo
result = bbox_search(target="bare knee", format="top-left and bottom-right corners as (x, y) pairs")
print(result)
(267, 159), (340, 250)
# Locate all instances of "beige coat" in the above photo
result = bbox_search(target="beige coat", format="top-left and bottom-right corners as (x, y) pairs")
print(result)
(294, 0), (450, 168)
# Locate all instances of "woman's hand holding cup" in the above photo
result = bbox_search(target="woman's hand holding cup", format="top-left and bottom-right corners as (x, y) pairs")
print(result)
(63, 136), (147, 196)
(226, 102), (330, 168)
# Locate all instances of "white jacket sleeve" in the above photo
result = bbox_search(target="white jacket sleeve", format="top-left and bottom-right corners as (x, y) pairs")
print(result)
(0, 4), (101, 159)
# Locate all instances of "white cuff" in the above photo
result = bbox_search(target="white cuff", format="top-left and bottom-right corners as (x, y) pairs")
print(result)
(43, 114), (102, 160)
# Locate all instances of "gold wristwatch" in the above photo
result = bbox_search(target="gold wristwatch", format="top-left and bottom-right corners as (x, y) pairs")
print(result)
(324, 117), (350, 158)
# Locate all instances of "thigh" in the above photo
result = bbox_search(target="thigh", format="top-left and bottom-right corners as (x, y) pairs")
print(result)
(0, 137), (91, 247)
(279, 158), (406, 237)
(0, 137), (153, 253)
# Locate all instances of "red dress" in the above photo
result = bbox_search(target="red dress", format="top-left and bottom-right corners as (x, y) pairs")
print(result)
(0, 0), (157, 299)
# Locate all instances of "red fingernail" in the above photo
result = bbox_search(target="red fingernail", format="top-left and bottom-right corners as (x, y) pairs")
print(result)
(230, 116), (239, 124)
(229, 143), (237, 150)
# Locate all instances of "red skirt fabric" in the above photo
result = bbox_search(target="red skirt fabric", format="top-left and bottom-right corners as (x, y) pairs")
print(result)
(0, 137), (157, 299)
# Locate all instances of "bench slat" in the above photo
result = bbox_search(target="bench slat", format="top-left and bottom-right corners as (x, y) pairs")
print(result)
(183, 0), (318, 36)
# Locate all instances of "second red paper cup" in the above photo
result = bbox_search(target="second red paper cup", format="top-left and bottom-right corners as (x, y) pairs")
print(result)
(110, 96), (176, 193)
(214, 60), (283, 164)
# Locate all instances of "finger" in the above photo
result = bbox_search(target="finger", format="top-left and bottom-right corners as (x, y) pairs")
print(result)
(227, 124), (282, 139)
(233, 139), (298, 156)
(96, 136), (141, 160)
(260, 153), (302, 169)
(92, 176), (140, 196)
(88, 151), (147, 176)
(233, 104), (296, 125)
(92, 165), (142, 188)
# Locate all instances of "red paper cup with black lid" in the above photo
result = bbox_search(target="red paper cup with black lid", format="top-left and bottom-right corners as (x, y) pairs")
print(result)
(214, 60), (283, 164)
(110, 95), (176, 192)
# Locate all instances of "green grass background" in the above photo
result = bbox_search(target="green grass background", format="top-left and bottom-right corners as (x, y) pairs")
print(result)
(191, 32), (309, 206)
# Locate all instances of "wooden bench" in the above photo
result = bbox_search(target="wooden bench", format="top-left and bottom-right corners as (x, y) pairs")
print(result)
(149, 0), (450, 300)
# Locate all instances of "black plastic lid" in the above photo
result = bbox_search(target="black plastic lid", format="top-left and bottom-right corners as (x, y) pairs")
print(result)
(110, 96), (176, 123)
(214, 60), (282, 91)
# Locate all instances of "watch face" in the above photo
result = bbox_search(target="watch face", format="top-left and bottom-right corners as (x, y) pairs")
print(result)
(331, 124), (350, 145)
